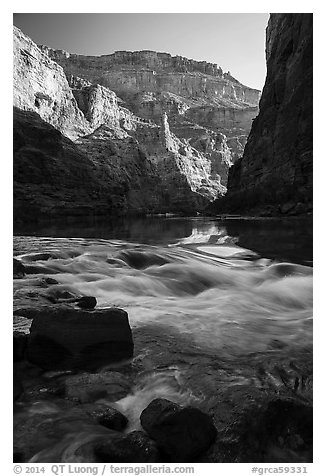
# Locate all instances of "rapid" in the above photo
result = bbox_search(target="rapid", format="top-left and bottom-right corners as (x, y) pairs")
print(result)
(13, 216), (313, 462)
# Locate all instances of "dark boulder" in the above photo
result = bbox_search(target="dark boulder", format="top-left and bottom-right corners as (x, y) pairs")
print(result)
(13, 258), (25, 278)
(76, 296), (97, 309)
(140, 398), (217, 462)
(84, 404), (128, 431)
(238, 398), (313, 462)
(26, 307), (133, 370)
(93, 431), (160, 463)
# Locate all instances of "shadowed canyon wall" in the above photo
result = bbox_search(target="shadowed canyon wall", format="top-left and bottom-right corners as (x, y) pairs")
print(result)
(210, 13), (313, 216)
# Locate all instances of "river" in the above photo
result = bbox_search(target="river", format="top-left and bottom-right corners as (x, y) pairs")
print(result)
(13, 216), (313, 463)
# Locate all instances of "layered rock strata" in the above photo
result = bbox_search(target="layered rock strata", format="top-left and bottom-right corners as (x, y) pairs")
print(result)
(211, 13), (313, 215)
(39, 44), (260, 175)
(39, 48), (259, 107)
(13, 25), (261, 219)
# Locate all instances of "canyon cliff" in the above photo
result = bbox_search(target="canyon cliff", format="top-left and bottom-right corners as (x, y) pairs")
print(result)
(14, 107), (207, 220)
(13, 26), (91, 141)
(13, 25), (260, 221)
(210, 13), (313, 216)
(40, 47), (260, 176)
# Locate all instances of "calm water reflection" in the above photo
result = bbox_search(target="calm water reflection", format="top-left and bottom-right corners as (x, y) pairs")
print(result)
(14, 215), (312, 265)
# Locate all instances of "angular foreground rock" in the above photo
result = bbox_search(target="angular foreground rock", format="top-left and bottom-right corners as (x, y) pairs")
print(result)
(26, 307), (133, 370)
(76, 296), (97, 309)
(140, 398), (217, 462)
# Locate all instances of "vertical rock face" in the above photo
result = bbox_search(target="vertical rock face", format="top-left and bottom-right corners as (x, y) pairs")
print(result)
(72, 84), (121, 130)
(13, 26), (91, 140)
(142, 113), (226, 200)
(213, 14), (313, 215)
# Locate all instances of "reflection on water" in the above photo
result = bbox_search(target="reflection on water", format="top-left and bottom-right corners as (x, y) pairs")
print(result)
(14, 215), (312, 265)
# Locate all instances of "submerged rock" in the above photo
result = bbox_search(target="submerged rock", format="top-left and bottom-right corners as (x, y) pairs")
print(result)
(64, 371), (132, 403)
(26, 307), (133, 370)
(117, 249), (171, 269)
(43, 277), (59, 285)
(44, 288), (78, 303)
(140, 398), (217, 462)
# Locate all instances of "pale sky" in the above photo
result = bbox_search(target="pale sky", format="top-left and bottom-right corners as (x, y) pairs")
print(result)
(13, 13), (269, 90)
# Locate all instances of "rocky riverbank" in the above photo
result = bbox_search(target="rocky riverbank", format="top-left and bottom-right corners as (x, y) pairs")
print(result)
(14, 267), (218, 463)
